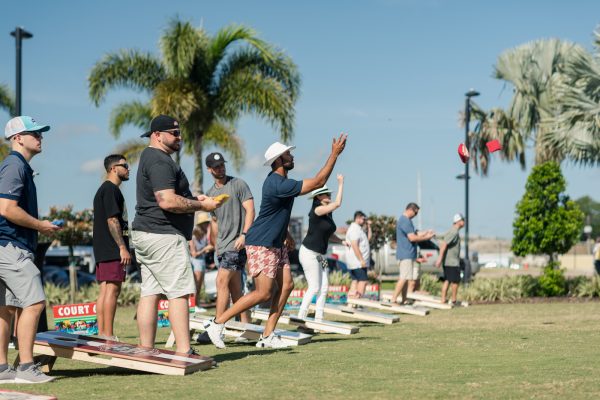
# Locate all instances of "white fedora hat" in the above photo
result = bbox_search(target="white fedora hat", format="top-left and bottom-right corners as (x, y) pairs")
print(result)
(308, 185), (332, 199)
(263, 142), (296, 166)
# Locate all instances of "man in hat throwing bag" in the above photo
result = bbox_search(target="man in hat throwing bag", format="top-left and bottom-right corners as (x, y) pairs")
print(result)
(132, 115), (222, 354)
(435, 213), (465, 304)
(205, 152), (254, 327)
(204, 133), (347, 349)
(0, 116), (60, 383)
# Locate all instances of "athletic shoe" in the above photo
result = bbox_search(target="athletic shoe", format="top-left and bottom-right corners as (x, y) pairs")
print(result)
(194, 331), (213, 344)
(203, 318), (225, 349)
(194, 306), (208, 313)
(0, 366), (16, 383)
(255, 333), (290, 349)
(15, 364), (55, 384)
(234, 336), (250, 344)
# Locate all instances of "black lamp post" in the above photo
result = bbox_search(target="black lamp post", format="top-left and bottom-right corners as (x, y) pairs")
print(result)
(10, 27), (33, 116)
(463, 89), (479, 283)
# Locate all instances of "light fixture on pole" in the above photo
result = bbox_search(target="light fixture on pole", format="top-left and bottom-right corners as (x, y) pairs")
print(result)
(10, 27), (33, 116)
(463, 88), (479, 283)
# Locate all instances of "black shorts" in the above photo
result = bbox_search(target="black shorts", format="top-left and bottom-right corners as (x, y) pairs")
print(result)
(443, 266), (461, 283)
(217, 249), (247, 272)
(348, 268), (368, 282)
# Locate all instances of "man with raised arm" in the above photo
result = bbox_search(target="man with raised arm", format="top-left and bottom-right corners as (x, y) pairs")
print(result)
(204, 134), (347, 348)
(131, 115), (221, 354)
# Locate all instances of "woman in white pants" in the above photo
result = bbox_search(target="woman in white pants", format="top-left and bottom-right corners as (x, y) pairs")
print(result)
(298, 175), (345, 320)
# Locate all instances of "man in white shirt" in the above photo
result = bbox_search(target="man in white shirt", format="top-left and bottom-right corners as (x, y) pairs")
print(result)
(345, 211), (372, 298)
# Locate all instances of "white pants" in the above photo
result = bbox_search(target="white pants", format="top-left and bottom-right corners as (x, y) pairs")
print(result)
(298, 245), (329, 320)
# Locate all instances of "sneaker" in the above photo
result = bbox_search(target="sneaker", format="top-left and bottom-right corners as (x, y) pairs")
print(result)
(194, 331), (213, 345)
(0, 366), (16, 383)
(195, 306), (208, 313)
(186, 348), (199, 356)
(203, 318), (225, 349)
(255, 333), (290, 349)
(234, 336), (250, 344)
(15, 363), (55, 384)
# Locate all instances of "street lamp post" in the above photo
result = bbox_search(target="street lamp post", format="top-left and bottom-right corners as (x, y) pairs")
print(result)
(463, 89), (479, 283)
(10, 27), (33, 116)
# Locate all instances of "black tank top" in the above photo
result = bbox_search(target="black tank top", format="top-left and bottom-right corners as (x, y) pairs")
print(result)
(302, 199), (337, 254)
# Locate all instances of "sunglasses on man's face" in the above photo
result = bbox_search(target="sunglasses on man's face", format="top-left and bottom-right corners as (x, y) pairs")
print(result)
(161, 129), (181, 137)
(114, 163), (130, 170)
(21, 131), (43, 139)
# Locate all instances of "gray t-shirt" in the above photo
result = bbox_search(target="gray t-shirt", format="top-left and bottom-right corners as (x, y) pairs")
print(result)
(132, 147), (195, 240)
(441, 227), (461, 267)
(206, 176), (253, 254)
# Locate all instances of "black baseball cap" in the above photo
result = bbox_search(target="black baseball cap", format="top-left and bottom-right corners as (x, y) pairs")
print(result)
(206, 152), (227, 168)
(140, 115), (179, 138)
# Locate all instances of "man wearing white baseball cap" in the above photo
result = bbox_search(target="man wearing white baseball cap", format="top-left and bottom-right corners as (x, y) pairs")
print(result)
(204, 133), (348, 349)
(435, 213), (465, 305)
(0, 116), (60, 383)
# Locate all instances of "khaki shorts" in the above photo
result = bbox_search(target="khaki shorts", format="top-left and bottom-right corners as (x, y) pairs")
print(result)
(398, 259), (420, 281)
(0, 242), (45, 307)
(132, 231), (195, 299)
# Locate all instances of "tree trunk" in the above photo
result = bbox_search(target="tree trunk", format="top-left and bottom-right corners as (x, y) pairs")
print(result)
(193, 137), (204, 194)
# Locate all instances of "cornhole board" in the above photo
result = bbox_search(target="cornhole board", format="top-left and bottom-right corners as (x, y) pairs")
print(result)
(312, 304), (399, 325)
(0, 390), (57, 400)
(347, 297), (429, 317)
(165, 316), (312, 348)
(408, 292), (468, 308)
(251, 309), (359, 335)
(29, 331), (213, 376)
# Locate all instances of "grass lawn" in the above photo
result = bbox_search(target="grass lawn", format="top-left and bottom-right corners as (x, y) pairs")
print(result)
(8, 301), (600, 400)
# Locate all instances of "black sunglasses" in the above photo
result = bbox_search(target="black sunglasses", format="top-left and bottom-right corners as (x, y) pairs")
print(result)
(21, 131), (43, 139)
(113, 163), (130, 170)
(161, 129), (181, 137)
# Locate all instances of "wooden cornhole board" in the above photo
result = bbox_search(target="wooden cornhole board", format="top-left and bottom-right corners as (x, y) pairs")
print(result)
(312, 304), (399, 325)
(407, 292), (462, 309)
(0, 390), (57, 400)
(165, 315), (312, 348)
(347, 297), (430, 316)
(28, 331), (213, 376)
(251, 309), (359, 335)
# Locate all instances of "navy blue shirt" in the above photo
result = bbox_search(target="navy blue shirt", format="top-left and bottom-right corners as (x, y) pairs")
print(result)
(0, 151), (38, 252)
(245, 172), (302, 248)
(396, 214), (417, 260)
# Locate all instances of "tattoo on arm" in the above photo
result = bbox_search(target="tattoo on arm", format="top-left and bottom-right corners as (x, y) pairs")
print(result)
(107, 217), (126, 248)
(155, 191), (200, 213)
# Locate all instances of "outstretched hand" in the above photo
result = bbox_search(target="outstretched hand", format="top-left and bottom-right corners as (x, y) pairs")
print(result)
(331, 133), (348, 156)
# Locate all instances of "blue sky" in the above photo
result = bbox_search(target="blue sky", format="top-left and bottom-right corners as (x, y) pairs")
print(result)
(1, 0), (599, 238)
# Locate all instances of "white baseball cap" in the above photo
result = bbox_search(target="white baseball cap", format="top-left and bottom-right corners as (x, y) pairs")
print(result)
(263, 142), (295, 166)
(453, 213), (465, 223)
(5, 116), (50, 139)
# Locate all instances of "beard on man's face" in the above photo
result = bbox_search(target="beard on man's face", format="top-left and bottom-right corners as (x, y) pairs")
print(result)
(283, 160), (294, 171)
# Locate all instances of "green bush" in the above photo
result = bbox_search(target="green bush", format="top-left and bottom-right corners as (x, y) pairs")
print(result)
(462, 275), (538, 302)
(573, 276), (600, 298)
(44, 280), (140, 306)
(420, 273), (442, 296)
(537, 265), (567, 297)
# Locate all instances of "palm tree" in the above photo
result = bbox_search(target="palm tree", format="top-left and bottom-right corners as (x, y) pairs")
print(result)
(89, 18), (300, 191)
(494, 38), (584, 164)
(0, 84), (15, 159)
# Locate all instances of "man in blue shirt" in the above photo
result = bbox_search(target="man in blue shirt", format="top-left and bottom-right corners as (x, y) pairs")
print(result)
(391, 202), (435, 304)
(204, 134), (348, 349)
(0, 116), (60, 383)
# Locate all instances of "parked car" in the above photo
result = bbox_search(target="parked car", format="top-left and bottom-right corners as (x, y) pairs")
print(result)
(43, 265), (96, 287)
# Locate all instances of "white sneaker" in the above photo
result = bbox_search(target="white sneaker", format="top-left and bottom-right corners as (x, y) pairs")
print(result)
(195, 306), (208, 313)
(234, 336), (250, 344)
(203, 318), (225, 349)
(255, 333), (291, 349)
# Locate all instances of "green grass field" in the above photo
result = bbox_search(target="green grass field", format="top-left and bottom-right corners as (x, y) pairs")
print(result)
(8, 301), (600, 400)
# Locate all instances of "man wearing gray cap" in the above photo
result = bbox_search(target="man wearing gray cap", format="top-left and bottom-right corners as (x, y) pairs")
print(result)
(132, 115), (222, 354)
(435, 213), (465, 304)
(204, 134), (347, 349)
(0, 116), (60, 383)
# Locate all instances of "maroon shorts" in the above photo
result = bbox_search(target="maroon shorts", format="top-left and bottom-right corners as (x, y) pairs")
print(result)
(96, 260), (126, 282)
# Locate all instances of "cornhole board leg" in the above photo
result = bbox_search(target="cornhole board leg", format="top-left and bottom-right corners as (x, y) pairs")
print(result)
(312, 304), (399, 324)
(33, 331), (213, 375)
(251, 309), (359, 335)
(347, 297), (429, 316)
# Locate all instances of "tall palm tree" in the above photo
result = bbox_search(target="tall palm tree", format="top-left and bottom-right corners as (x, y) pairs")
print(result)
(89, 18), (300, 191)
(494, 38), (584, 164)
(0, 84), (15, 159)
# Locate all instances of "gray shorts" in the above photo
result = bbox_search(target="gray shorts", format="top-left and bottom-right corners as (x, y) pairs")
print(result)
(132, 231), (196, 299)
(0, 243), (45, 307)
(217, 250), (247, 272)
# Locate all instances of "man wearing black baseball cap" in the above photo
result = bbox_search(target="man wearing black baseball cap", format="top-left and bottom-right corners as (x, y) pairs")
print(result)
(131, 115), (223, 354)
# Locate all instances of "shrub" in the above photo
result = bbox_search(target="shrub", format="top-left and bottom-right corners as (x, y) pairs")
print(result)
(461, 275), (537, 302)
(44, 279), (140, 306)
(573, 276), (600, 298)
(537, 265), (567, 297)
(420, 273), (442, 296)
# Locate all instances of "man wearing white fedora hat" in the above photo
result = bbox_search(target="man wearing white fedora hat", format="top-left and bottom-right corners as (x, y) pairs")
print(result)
(204, 134), (348, 348)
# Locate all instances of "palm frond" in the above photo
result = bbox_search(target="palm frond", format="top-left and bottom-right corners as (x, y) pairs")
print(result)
(112, 139), (148, 166)
(88, 50), (166, 106)
(150, 79), (208, 124)
(203, 121), (244, 170)
(109, 101), (152, 139)
(208, 24), (274, 71)
(0, 141), (10, 160)
(160, 19), (204, 79)
(0, 84), (15, 116)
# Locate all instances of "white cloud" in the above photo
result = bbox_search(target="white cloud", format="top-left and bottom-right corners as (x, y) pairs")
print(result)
(80, 158), (104, 175)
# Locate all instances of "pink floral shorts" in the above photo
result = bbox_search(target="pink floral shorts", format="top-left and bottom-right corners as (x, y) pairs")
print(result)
(245, 245), (290, 279)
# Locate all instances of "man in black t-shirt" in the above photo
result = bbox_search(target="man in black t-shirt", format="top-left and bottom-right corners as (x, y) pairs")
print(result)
(93, 154), (131, 340)
(131, 115), (222, 354)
